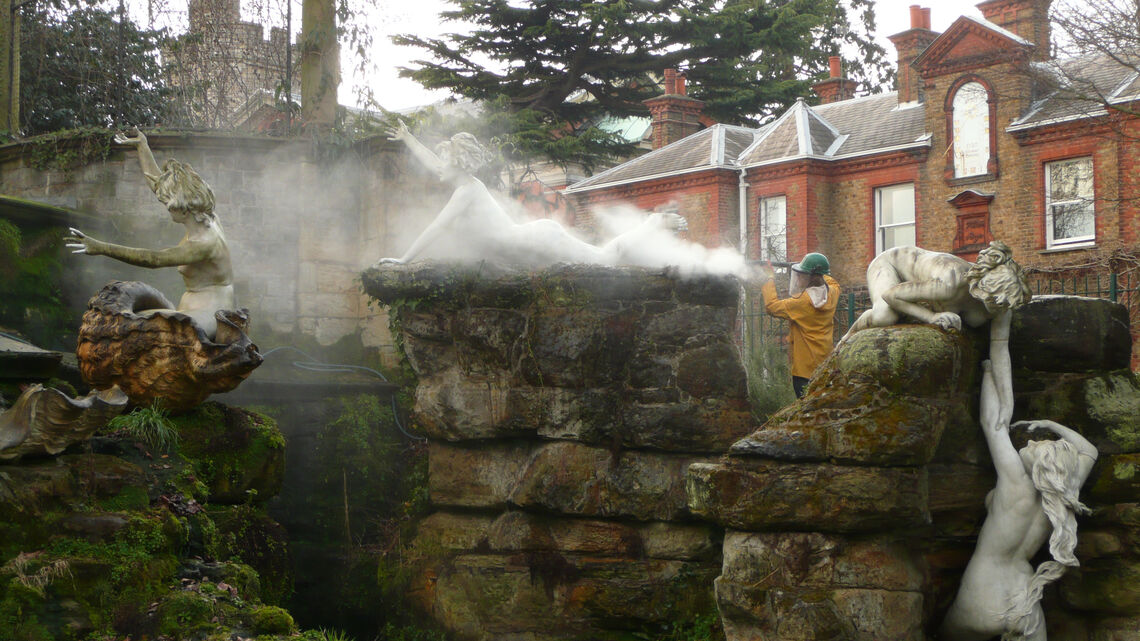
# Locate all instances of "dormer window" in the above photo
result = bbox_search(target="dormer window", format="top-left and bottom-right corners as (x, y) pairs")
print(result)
(952, 82), (990, 178)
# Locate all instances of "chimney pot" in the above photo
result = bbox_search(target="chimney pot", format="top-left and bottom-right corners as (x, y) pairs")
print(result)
(664, 68), (677, 95)
(922, 7), (931, 29)
(676, 74), (686, 96)
(828, 56), (842, 79)
(910, 5), (923, 28)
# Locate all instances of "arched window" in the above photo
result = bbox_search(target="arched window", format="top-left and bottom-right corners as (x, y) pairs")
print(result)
(951, 81), (991, 178)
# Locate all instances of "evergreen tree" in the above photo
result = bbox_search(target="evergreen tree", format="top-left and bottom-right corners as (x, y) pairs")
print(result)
(19, 4), (169, 135)
(395, 0), (892, 168)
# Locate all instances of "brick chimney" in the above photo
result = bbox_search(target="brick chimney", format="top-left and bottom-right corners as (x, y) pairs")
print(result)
(644, 69), (706, 150)
(812, 56), (858, 104)
(976, 0), (1051, 59)
(888, 5), (939, 104)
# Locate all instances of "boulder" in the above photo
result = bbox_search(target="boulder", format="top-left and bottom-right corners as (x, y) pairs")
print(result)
(509, 441), (705, 521)
(1010, 295), (1131, 372)
(731, 326), (978, 466)
(175, 402), (285, 504)
(686, 459), (929, 533)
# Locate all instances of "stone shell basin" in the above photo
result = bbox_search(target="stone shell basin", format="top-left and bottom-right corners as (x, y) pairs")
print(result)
(76, 280), (263, 412)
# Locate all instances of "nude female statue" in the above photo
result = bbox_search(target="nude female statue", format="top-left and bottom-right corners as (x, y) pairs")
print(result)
(939, 309), (1097, 641)
(843, 241), (1031, 339)
(376, 123), (701, 270)
(65, 128), (233, 339)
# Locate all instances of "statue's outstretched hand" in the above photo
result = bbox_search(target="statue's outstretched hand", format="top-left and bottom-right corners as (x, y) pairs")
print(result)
(386, 121), (412, 144)
(64, 227), (99, 255)
(931, 311), (963, 332)
(113, 126), (146, 147)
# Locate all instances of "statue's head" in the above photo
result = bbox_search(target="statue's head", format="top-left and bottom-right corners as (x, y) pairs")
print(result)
(966, 240), (1032, 314)
(435, 133), (492, 176)
(152, 160), (216, 224)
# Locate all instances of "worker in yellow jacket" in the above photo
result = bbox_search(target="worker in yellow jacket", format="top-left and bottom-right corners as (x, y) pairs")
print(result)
(760, 253), (840, 398)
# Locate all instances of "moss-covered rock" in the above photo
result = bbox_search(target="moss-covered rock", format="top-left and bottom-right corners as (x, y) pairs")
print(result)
(174, 402), (285, 504)
(732, 326), (978, 466)
(248, 604), (295, 635)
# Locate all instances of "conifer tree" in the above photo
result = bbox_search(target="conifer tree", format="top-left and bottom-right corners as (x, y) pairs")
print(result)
(395, 0), (891, 168)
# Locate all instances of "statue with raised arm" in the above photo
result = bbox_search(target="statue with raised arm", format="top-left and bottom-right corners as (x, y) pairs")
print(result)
(65, 128), (261, 411)
(376, 123), (733, 273)
(939, 309), (1098, 641)
(843, 241), (1031, 339)
(66, 128), (234, 339)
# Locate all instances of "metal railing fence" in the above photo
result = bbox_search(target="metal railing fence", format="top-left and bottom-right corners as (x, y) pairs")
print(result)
(742, 269), (1140, 369)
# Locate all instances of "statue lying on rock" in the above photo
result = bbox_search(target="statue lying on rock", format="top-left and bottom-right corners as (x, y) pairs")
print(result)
(376, 123), (749, 278)
(940, 309), (1097, 641)
(0, 384), (128, 462)
(843, 241), (1031, 339)
(64, 128), (261, 411)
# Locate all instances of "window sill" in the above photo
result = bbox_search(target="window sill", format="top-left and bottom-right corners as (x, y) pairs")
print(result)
(1039, 243), (1096, 254)
(946, 173), (998, 187)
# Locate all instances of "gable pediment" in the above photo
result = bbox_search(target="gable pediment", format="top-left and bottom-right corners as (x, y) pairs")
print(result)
(913, 16), (1032, 78)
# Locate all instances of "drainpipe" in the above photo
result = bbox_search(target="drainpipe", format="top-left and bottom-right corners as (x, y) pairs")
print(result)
(737, 163), (749, 255)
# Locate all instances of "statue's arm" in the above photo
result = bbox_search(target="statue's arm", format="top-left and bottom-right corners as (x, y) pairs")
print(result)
(979, 360), (1028, 484)
(1014, 419), (1098, 482)
(114, 127), (161, 190)
(66, 228), (212, 268)
(388, 122), (445, 175)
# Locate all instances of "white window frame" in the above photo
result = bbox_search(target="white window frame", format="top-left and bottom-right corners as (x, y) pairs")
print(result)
(1045, 156), (1095, 249)
(758, 195), (787, 262)
(875, 183), (916, 255)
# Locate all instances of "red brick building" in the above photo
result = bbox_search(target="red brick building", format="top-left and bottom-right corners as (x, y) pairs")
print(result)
(564, 0), (1140, 293)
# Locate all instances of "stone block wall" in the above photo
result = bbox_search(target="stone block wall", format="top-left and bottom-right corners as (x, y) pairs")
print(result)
(690, 295), (1140, 640)
(361, 263), (756, 640)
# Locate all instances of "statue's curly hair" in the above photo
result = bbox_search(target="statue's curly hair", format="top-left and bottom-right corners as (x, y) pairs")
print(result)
(152, 160), (216, 224)
(966, 240), (1032, 314)
(435, 133), (493, 175)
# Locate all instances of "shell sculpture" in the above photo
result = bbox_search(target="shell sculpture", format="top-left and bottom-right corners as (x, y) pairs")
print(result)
(77, 281), (263, 412)
(0, 384), (129, 462)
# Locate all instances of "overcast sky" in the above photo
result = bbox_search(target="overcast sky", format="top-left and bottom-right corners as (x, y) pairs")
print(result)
(361, 0), (987, 111)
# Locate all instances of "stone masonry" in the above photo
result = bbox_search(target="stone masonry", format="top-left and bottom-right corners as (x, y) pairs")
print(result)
(362, 263), (756, 640)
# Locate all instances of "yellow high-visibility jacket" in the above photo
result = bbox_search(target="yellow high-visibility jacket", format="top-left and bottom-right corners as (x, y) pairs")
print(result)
(761, 275), (840, 379)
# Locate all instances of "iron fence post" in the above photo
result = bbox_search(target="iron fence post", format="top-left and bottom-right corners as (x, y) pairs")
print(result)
(1110, 273), (1118, 302)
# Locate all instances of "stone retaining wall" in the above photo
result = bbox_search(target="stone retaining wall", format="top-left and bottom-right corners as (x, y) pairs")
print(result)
(362, 263), (756, 640)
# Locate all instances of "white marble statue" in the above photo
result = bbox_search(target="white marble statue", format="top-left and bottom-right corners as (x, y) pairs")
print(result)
(376, 123), (748, 277)
(65, 128), (234, 339)
(940, 309), (1098, 641)
(843, 241), (1031, 339)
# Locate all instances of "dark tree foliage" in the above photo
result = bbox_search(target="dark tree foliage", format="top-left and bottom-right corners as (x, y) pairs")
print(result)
(19, 4), (170, 135)
(395, 0), (892, 168)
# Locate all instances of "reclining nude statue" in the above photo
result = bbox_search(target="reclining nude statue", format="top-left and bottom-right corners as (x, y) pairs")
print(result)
(940, 309), (1098, 641)
(842, 241), (1031, 339)
(63, 128), (261, 411)
(376, 123), (745, 275)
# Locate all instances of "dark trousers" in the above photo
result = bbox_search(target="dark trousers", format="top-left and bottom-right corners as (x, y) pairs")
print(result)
(792, 376), (810, 399)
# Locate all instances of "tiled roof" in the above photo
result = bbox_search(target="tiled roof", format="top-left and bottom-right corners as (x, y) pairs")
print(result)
(1010, 52), (1140, 130)
(564, 123), (760, 192)
(740, 93), (927, 166)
